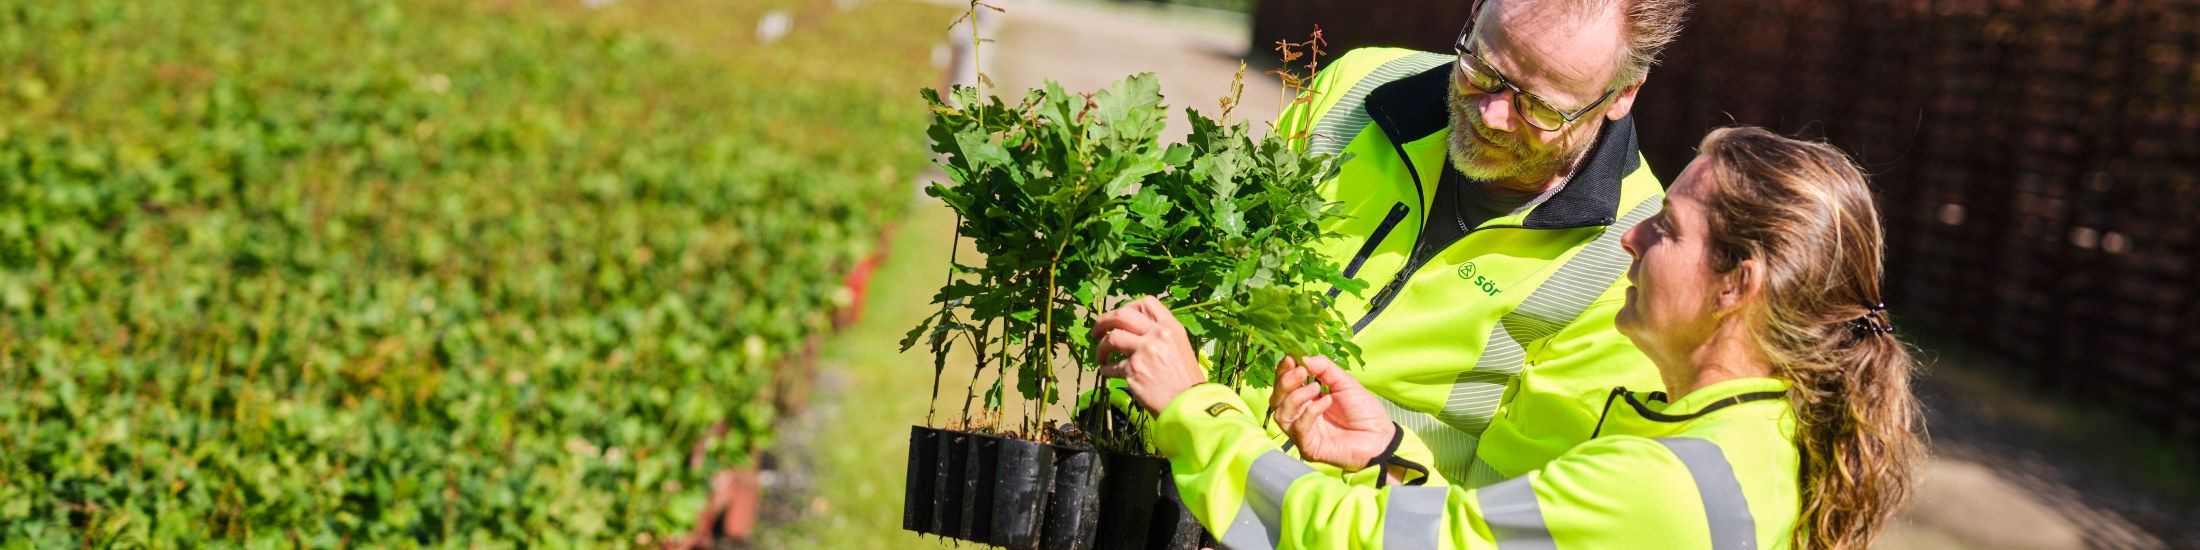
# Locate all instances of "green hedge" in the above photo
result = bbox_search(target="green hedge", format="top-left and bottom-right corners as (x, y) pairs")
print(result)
(0, 0), (939, 546)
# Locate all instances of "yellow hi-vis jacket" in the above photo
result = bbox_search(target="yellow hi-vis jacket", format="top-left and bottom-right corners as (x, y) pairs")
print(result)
(1237, 47), (1666, 487)
(1159, 378), (1802, 550)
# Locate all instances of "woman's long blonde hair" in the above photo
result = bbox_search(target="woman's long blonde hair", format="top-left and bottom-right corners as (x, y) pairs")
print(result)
(1695, 126), (1926, 550)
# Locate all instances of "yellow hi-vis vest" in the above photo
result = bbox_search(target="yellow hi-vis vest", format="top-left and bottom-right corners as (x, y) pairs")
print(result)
(1157, 378), (1802, 549)
(1236, 47), (1666, 487)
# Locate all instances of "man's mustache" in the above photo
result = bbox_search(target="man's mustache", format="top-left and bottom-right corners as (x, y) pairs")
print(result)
(1452, 95), (1518, 152)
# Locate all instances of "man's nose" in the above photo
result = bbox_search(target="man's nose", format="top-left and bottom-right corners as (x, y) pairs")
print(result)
(1620, 223), (1644, 258)
(1476, 89), (1518, 133)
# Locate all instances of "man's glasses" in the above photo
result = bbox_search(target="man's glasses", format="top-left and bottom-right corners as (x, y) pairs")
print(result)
(1453, 4), (1618, 132)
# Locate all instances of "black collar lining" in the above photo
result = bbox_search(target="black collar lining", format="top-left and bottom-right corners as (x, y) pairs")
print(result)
(1590, 387), (1786, 439)
(1361, 62), (1641, 230)
(1623, 390), (1787, 423)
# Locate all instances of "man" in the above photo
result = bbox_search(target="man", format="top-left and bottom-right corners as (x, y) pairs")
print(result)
(1255, 0), (1692, 487)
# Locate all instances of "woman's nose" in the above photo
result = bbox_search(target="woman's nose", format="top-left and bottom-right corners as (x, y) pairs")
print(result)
(1620, 223), (1644, 258)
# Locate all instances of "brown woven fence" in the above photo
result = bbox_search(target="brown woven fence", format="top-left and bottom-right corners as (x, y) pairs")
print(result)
(1255, 0), (2200, 436)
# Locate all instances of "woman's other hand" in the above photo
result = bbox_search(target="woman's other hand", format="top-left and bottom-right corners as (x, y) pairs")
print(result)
(1272, 355), (1395, 471)
(1092, 296), (1207, 415)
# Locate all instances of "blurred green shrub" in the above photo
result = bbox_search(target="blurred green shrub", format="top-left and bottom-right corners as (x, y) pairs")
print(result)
(0, 0), (940, 546)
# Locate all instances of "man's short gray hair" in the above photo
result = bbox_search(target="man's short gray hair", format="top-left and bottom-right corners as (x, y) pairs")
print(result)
(1489, 0), (1690, 86)
(1615, 0), (1691, 85)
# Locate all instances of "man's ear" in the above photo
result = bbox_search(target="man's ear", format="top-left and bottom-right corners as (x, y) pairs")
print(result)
(1715, 258), (1760, 314)
(1605, 79), (1644, 121)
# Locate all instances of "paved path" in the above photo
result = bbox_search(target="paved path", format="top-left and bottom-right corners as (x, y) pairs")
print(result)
(1881, 456), (2102, 550)
(932, 0), (1286, 144)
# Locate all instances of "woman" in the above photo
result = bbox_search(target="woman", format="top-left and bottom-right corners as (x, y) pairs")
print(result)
(1093, 126), (1925, 549)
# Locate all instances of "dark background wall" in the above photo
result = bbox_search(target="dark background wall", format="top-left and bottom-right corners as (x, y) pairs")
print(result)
(1252, 0), (1473, 59)
(1255, 0), (2200, 437)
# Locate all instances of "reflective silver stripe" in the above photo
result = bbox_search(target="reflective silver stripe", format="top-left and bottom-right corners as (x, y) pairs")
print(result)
(1502, 199), (1648, 340)
(1378, 395), (1478, 483)
(1381, 196), (1664, 485)
(1218, 451), (1317, 550)
(1306, 52), (1455, 158)
(1464, 456), (1510, 488)
(1438, 197), (1664, 436)
(1656, 438), (1759, 550)
(1435, 369), (1510, 436)
(1221, 501), (1268, 550)
(1384, 485), (1450, 550)
(1476, 477), (1555, 550)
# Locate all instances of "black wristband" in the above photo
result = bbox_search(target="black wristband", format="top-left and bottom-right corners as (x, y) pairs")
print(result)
(1364, 422), (1406, 470)
(1367, 423), (1432, 488)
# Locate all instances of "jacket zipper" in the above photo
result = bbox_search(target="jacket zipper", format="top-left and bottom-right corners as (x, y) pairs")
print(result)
(1351, 109), (1432, 333)
(1351, 223), (1532, 333)
(1354, 262), (1417, 333)
(1326, 201), (1412, 300)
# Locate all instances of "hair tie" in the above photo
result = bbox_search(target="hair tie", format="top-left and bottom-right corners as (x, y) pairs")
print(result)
(1850, 302), (1892, 335)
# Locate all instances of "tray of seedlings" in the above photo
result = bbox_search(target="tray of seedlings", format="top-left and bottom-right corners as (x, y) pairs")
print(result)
(901, 60), (1364, 550)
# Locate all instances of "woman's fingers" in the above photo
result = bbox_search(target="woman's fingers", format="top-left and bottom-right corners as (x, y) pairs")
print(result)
(1098, 360), (1129, 380)
(1129, 296), (1174, 326)
(1298, 354), (1338, 374)
(1125, 297), (1183, 343)
(1094, 328), (1146, 375)
(1091, 298), (1170, 363)
(1274, 357), (1301, 383)
(1278, 379), (1325, 426)
(1270, 358), (1305, 411)
(1300, 355), (1365, 394)
(1093, 329), (1124, 368)
(1282, 378), (1324, 412)
(1090, 306), (1157, 340)
(1084, 296), (1210, 415)
(1288, 393), (1334, 435)
(1279, 360), (1313, 391)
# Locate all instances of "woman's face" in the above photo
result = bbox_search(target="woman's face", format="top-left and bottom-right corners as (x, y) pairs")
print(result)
(1616, 156), (1728, 364)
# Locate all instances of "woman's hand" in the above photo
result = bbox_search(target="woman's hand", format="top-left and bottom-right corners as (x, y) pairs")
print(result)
(1271, 355), (1395, 471)
(1092, 296), (1208, 415)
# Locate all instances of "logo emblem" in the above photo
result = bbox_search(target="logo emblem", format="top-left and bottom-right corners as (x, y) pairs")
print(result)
(1459, 262), (1500, 296)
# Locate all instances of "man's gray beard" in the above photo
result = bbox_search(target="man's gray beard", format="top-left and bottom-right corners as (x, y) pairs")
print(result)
(1446, 94), (1587, 185)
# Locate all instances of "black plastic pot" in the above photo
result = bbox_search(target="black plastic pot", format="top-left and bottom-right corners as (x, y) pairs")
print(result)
(960, 433), (1004, 541)
(1147, 469), (1205, 550)
(1094, 452), (1166, 550)
(1042, 446), (1103, 550)
(932, 430), (970, 536)
(904, 426), (941, 534)
(989, 438), (1056, 550)
(906, 425), (1213, 549)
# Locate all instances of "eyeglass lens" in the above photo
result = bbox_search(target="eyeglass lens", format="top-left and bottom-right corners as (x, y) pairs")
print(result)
(1458, 53), (1570, 130)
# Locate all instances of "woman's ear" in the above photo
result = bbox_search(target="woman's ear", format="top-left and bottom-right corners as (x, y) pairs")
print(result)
(1715, 258), (1761, 315)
